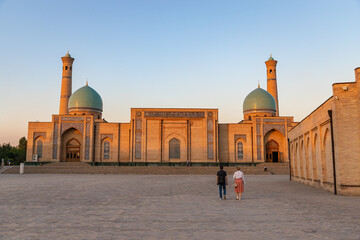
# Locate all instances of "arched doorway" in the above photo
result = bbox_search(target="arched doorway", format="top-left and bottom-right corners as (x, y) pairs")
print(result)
(61, 128), (82, 162)
(66, 138), (81, 162)
(266, 140), (279, 162)
(169, 138), (180, 160)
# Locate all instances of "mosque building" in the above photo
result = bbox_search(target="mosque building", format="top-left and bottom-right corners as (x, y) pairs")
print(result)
(26, 52), (296, 164)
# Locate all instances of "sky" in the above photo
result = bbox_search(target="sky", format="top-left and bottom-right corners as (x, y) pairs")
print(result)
(0, 0), (360, 145)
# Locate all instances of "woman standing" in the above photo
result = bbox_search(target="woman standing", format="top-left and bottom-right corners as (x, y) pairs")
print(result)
(233, 167), (245, 200)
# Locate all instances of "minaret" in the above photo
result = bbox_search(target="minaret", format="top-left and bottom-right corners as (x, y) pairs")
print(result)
(265, 54), (279, 116)
(59, 51), (75, 115)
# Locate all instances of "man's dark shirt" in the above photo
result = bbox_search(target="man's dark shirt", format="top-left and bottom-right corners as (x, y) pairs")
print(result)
(217, 169), (227, 185)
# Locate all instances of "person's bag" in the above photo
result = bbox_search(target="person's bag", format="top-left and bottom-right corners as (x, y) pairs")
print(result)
(232, 182), (237, 188)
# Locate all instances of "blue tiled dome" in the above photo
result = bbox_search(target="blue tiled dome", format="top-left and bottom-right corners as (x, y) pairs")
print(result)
(68, 85), (103, 112)
(243, 87), (276, 113)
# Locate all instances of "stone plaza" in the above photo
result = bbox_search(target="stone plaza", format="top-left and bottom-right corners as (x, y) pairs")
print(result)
(0, 174), (359, 240)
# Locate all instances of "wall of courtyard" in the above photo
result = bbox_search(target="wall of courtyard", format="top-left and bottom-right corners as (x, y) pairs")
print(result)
(289, 68), (360, 195)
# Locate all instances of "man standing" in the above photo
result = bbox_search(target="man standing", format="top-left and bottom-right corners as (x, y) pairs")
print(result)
(217, 165), (228, 200)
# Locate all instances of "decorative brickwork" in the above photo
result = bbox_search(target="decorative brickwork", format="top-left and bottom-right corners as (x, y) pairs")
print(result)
(207, 119), (214, 159)
(256, 124), (261, 134)
(144, 111), (205, 118)
(85, 136), (90, 159)
(52, 122), (59, 159)
(85, 118), (91, 160)
(263, 124), (285, 136)
(263, 118), (285, 123)
(85, 148), (89, 160)
(61, 117), (84, 121)
(34, 132), (46, 140)
(101, 134), (113, 141)
(257, 146), (262, 160)
(61, 122), (84, 135)
(234, 134), (246, 142)
(135, 118), (142, 159)
(257, 136), (261, 146)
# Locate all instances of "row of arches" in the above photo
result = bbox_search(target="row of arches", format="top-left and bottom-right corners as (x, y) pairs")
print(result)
(34, 128), (286, 163)
(34, 128), (183, 162)
(290, 128), (333, 185)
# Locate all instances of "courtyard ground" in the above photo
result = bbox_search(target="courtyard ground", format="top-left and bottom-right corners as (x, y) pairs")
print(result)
(0, 174), (359, 240)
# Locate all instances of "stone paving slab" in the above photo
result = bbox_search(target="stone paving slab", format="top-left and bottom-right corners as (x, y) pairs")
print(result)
(0, 175), (359, 240)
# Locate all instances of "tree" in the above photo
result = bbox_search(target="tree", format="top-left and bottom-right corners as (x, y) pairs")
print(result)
(18, 137), (27, 151)
(0, 143), (12, 160)
(0, 137), (27, 165)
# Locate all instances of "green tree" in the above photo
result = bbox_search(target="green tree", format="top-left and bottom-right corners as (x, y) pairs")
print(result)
(18, 137), (27, 151)
(0, 143), (13, 160)
(0, 137), (27, 165)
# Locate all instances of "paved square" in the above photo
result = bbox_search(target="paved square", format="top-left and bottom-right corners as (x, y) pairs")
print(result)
(0, 174), (359, 240)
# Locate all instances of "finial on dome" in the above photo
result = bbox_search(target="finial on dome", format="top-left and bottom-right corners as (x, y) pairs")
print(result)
(86, 80), (88, 86)
(268, 54), (274, 61)
(65, 50), (71, 58)
(258, 81), (260, 88)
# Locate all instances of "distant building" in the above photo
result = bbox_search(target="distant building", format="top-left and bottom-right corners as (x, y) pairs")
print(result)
(26, 52), (296, 165)
(288, 67), (360, 196)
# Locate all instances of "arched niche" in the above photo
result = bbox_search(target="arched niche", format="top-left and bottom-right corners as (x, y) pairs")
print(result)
(61, 128), (82, 162)
(101, 137), (112, 162)
(235, 138), (246, 162)
(163, 133), (186, 163)
(34, 136), (46, 160)
(264, 129), (285, 162)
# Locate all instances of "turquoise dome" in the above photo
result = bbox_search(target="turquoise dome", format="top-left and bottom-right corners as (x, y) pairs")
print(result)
(243, 87), (276, 113)
(68, 85), (103, 112)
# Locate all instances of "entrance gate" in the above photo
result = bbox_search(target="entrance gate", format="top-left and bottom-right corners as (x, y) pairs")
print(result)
(266, 140), (279, 162)
(66, 139), (81, 162)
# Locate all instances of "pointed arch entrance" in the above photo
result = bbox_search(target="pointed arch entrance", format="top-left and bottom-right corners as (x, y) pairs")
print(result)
(66, 138), (81, 162)
(61, 127), (83, 162)
(266, 140), (279, 162)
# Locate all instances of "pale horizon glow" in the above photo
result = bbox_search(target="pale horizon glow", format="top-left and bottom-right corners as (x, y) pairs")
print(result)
(0, 0), (360, 145)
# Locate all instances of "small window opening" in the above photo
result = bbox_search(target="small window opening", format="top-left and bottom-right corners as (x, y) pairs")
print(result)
(65, 66), (68, 70)
(269, 69), (272, 73)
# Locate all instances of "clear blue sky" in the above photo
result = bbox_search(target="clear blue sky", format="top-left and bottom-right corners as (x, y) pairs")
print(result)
(1, 0), (360, 145)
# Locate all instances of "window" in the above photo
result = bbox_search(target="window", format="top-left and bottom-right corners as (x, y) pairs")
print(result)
(237, 141), (243, 160)
(37, 140), (43, 158)
(104, 141), (110, 159)
(65, 66), (68, 70)
(169, 138), (180, 159)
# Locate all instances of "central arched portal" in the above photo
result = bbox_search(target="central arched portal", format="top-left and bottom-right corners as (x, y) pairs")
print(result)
(66, 138), (81, 162)
(266, 140), (279, 162)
